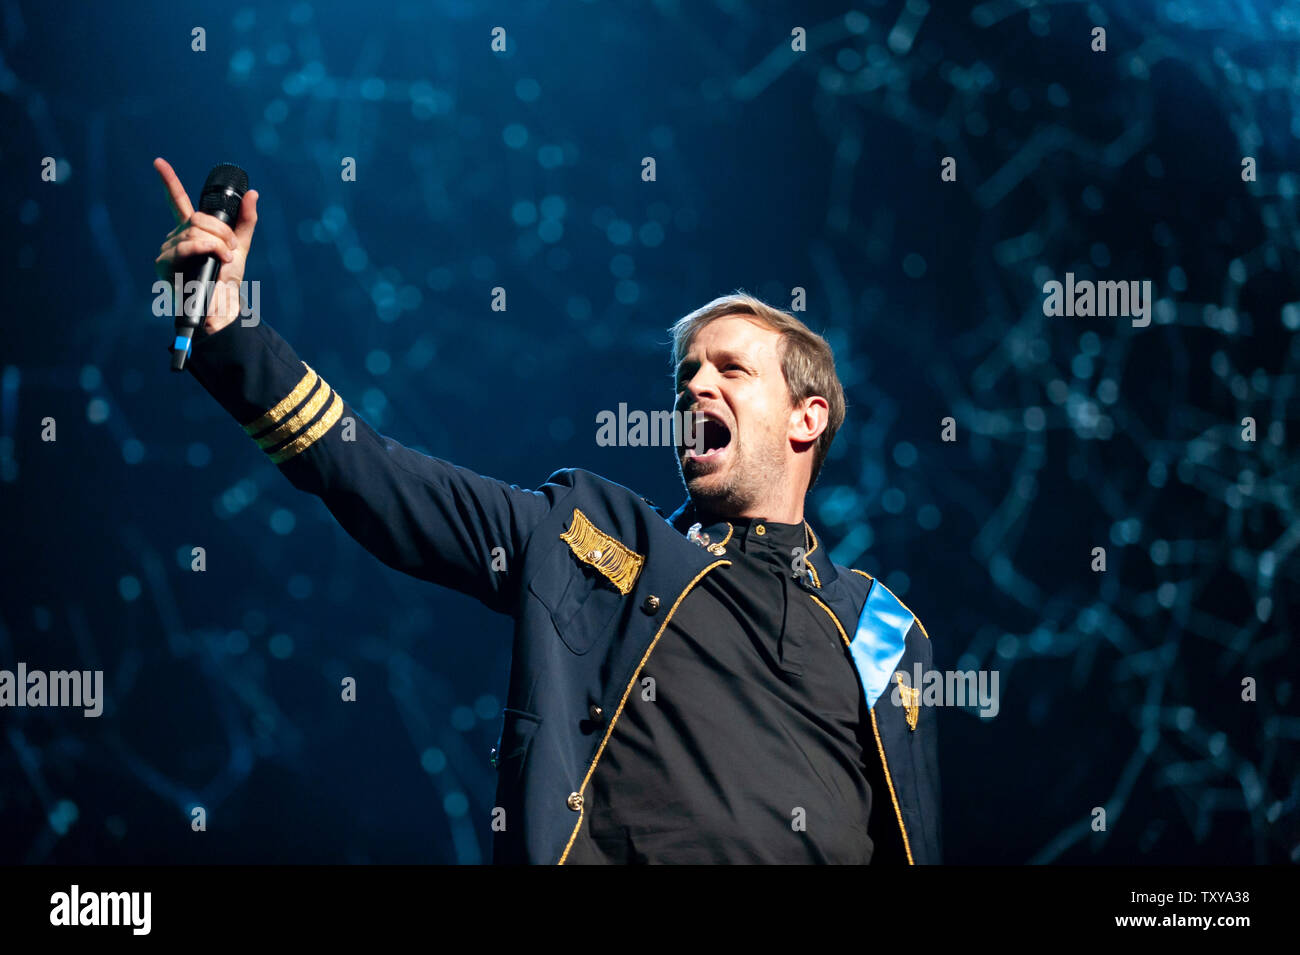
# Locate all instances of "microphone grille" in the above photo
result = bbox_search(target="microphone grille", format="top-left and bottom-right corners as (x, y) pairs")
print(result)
(198, 163), (249, 219)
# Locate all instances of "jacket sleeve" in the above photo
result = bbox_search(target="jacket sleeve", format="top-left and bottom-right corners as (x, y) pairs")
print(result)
(184, 318), (564, 614)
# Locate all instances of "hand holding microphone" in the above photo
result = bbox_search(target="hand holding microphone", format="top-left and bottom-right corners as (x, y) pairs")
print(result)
(152, 158), (259, 370)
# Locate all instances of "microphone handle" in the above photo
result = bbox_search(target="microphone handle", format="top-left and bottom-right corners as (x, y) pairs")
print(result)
(170, 208), (236, 372)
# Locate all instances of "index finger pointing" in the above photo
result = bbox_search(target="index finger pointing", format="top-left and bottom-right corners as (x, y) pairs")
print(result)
(154, 157), (195, 225)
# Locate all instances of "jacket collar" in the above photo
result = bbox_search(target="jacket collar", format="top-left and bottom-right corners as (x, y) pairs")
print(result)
(666, 497), (840, 588)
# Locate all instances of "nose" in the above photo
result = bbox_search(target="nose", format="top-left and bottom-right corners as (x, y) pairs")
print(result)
(677, 367), (719, 410)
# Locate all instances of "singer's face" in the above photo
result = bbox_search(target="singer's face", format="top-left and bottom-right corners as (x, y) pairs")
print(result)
(673, 315), (795, 516)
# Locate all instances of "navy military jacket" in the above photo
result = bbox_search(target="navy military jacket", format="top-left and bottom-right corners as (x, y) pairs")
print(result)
(185, 319), (942, 865)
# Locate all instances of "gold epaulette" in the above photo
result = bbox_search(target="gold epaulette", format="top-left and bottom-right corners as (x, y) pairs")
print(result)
(559, 508), (645, 595)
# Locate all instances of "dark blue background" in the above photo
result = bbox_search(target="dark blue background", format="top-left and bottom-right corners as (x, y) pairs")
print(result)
(1, 0), (1296, 863)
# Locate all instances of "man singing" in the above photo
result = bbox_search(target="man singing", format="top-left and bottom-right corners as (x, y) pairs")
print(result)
(153, 158), (940, 864)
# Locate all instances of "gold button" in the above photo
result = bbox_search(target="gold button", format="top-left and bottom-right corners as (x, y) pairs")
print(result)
(588, 703), (604, 722)
(708, 543), (726, 556)
(641, 595), (660, 614)
(755, 524), (766, 535)
(567, 791), (584, 811)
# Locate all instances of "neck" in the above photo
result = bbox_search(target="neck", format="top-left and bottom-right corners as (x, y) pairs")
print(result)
(690, 495), (805, 526)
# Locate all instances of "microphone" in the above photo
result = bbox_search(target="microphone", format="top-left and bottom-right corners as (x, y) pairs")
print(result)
(169, 163), (249, 372)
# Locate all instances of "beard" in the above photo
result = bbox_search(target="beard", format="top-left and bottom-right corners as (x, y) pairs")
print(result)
(678, 426), (788, 520)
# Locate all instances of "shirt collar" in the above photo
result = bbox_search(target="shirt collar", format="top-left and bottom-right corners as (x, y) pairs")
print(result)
(667, 498), (838, 587)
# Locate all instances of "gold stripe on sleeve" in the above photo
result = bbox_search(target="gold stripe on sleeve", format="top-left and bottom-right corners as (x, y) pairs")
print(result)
(242, 363), (319, 437)
(267, 391), (344, 464)
(253, 377), (332, 450)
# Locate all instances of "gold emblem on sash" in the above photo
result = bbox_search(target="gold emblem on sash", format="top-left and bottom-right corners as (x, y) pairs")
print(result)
(895, 671), (920, 731)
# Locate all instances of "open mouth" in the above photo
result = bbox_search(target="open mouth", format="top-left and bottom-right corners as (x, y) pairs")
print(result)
(682, 412), (732, 461)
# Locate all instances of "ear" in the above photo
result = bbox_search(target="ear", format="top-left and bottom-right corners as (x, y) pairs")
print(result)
(789, 395), (829, 448)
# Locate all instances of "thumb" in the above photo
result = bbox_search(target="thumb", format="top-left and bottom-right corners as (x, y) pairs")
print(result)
(233, 189), (259, 250)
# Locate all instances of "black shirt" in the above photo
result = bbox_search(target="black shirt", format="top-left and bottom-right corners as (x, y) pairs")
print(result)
(566, 515), (874, 863)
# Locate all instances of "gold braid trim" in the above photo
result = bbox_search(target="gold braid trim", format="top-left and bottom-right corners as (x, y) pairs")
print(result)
(254, 377), (333, 450)
(242, 363), (319, 436)
(871, 707), (915, 865)
(268, 391), (343, 464)
(558, 508), (645, 595)
(803, 523), (821, 588)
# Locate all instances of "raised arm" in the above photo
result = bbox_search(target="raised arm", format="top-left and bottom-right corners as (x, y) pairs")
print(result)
(154, 159), (564, 613)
